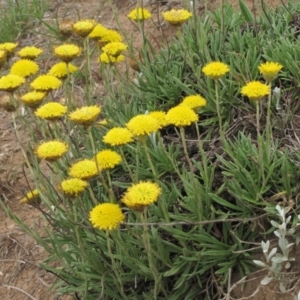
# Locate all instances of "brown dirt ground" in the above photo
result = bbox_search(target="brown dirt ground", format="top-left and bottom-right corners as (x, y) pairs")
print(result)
(0, 0), (294, 299)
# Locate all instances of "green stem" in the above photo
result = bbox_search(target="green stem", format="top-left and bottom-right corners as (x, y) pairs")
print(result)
(141, 138), (158, 182)
(265, 82), (272, 147)
(87, 183), (98, 206)
(119, 147), (135, 183)
(215, 80), (226, 144)
(256, 101), (265, 186)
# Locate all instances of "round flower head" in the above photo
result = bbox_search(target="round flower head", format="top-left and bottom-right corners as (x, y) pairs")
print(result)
(258, 62), (283, 82)
(0, 74), (25, 92)
(20, 189), (40, 205)
(162, 9), (192, 26)
(0, 42), (18, 54)
(99, 52), (125, 64)
(59, 19), (75, 37)
(61, 178), (88, 198)
(165, 105), (198, 127)
(35, 102), (67, 120)
(122, 181), (161, 211)
(241, 81), (270, 101)
(68, 159), (98, 180)
(20, 91), (46, 108)
(17, 46), (43, 60)
(54, 44), (81, 63)
(180, 95), (207, 110)
(73, 19), (96, 37)
(103, 127), (134, 146)
(149, 111), (168, 127)
(35, 140), (68, 162)
(102, 42), (127, 57)
(0, 50), (7, 68)
(202, 62), (230, 79)
(48, 62), (78, 79)
(10, 59), (39, 78)
(30, 75), (62, 92)
(89, 203), (125, 230)
(126, 114), (161, 137)
(68, 105), (101, 126)
(99, 29), (123, 44)
(95, 149), (122, 171)
(88, 24), (109, 40)
(127, 8), (152, 21)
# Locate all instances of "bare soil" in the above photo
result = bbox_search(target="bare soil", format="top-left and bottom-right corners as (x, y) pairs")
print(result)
(0, 0), (293, 299)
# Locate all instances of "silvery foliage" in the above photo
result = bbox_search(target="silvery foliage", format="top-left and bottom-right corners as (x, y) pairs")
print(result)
(253, 205), (300, 292)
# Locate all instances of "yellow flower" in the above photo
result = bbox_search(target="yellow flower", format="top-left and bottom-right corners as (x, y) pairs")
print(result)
(202, 61), (230, 79)
(148, 111), (168, 127)
(122, 181), (161, 211)
(48, 62), (78, 79)
(162, 9), (192, 26)
(95, 149), (122, 170)
(35, 140), (68, 162)
(0, 74), (25, 92)
(99, 29), (123, 43)
(61, 178), (88, 198)
(20, 91), (46, 108)
(54, 44), (81, 63)
(20, 189), (40, 205)
(180, 95), (207, 110)
(10, 59), (39, 77)
(127, 8), (152, 21)
(89, 203), (125, 230)
(17, 46), (43, 59)
(68, 159), (98, 180)
(103, 127), (134, 146)
(88, 24), (109, 40)
(241, 81), (270, 101)
(68, 105), (101, 126)
(99, 52), (124, 64)
(102, 42), (127, 57)
(0, 50), (7, 67)
(30, 75), (62, 92)
(165, 105), (198, 126)
(73, 19), (96, 37)
(0, 42), (18, 54)
(258, 62), (283, 82)
(35, 102), (67, 120)
(126, 114), (161, 137)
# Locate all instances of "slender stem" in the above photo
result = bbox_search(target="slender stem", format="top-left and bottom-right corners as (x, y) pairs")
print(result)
(141, 139), (158, 182)
(256, 101), (265, 186)
(215, 80), (226, 144)
(119, 147), (135, 183)
(265, 82), (273, 147)
(179, 127), (194, 174)
(87, 183), (98, 206)
(135, 140), (140, 182)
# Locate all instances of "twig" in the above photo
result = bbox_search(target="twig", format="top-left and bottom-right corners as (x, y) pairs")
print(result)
(1, 284), (37, 300)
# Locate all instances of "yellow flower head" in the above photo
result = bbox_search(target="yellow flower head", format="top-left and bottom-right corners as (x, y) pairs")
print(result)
(89, 203), (125, 230)
(20, 91), (46, 108)
(165, 105), (198, 127)
(127, 8), (152, 21)
(48, 62), (78, 79)
(73, 19), (96, 37)
(162, 9), (192, 26)
(148, 111), (168, 127)
(88, 24), (109, 40)
(202, 61), (230, 79)
(0, 74), (25, 92)
(30, 75), (62, 92)
(103, 127), (134, 146)
(0, 42), (18, 54)
(10, 59), (39, 78)
(17, 46), (43, 60)
(258, 62), (283, 82)
(20, 189), (40, 205)
(54, 44), (81, 63)
(68, 159), (98, 180)
(68, 105), (101, 126)
(0, 50), (7, 67)
(180, 95), (207, 110)
(241, 81), (270, 101)
(122, 181), (161, 211)
(61, 178), (88, 198)
(99, 52), (125, 64)
(35, 140), (68, 162)
(102, 42), (127, 57)
(95, 149), (122, 171)
(99, 29), (123, 43)
(126, 114), (161, 137)
(35, 102), (67, 120)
